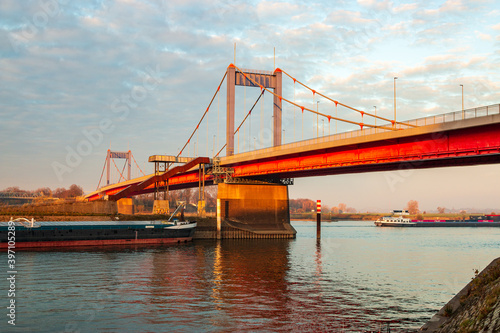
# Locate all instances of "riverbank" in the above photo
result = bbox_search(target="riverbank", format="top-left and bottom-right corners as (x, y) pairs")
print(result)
(291, 213), (382, 221)
(291, 212), (489, 221)
(421, 257), (500, 332)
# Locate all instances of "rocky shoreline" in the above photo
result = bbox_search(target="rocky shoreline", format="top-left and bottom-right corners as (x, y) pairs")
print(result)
(421, 257), (500, 332)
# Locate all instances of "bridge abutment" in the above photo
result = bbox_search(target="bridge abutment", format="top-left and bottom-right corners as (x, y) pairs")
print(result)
(216, 183), (296, 238)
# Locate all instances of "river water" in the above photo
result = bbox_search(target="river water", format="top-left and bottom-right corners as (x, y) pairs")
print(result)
(2, 220), (499, 332)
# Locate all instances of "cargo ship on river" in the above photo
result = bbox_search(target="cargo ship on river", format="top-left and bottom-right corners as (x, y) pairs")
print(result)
(1, 204), (196, 249)
(375, 210), (500, 227)
(0, 218), (196, 249)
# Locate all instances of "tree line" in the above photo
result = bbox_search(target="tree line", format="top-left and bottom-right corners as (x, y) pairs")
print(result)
(1, 185), (84, 199)
(289, 198), (357, 214)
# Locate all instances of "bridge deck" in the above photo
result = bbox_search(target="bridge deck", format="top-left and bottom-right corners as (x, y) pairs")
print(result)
(221, 113), (500, 178)
(86, 105), (500, 200)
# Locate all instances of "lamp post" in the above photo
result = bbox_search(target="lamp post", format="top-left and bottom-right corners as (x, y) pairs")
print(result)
(316, 101), (320, 138)
(460, 84), (464, 119)
(373, 106), (377, 127)
(394, 77), (398, 128)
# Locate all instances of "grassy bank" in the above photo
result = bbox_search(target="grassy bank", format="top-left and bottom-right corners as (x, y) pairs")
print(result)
(290, 212), (479, 221)
(291, 212), (382, 221)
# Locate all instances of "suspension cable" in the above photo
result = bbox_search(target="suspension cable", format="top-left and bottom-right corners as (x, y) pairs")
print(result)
(233, 65), (411, 131)
(96, 155), (108, 190)
(131, 153), (145, 176)
(215, 90), (265, 157)
(293, 79), (296, 141)
(232, 66), (375, 130)
(112, 158), (125, 183)
(119, 160), (127, 181)
(260, 90), (264, 148)
(177, 71), (227, 158)
(280, 69), (417, 128)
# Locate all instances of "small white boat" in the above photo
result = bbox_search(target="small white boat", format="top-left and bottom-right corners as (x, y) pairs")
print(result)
(162, 219), (197, 230)
(159, 202), (197, 230)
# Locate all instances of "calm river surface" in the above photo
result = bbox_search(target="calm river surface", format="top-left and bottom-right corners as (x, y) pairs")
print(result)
(2, 220), (499, 332)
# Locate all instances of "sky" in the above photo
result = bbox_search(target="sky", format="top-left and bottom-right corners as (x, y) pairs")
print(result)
(1, 0), (499, 213)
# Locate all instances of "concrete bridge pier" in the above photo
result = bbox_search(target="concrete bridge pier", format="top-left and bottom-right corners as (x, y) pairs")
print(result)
(216, 183), (296, 239)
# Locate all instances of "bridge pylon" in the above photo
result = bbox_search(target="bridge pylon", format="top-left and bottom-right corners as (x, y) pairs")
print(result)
(105, 150), (131, 185)
(226, 64), (282, 156)
(96, 149), (145, 190)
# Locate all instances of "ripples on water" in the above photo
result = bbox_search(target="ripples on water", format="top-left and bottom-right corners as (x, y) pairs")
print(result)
(1, 221), (499, 332)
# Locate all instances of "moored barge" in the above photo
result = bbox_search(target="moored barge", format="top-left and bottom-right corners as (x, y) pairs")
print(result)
(1, 219), (196, 249)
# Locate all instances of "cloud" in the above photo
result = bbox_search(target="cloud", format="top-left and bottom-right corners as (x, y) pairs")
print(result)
(393, 3), (418, 13)
(256, 1), (305, 23)
(1, 0), (499, 196)
(326, 9), (374, 25)
(440, 0), (469, 13)
(475, 31), (492, 40)
(357, 0), (392, 11)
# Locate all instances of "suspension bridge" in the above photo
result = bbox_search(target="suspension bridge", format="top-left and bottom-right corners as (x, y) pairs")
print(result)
(85, 64), (500, 237)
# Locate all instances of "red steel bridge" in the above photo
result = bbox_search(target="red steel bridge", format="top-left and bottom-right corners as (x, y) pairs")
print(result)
(85, 64), (500, 202)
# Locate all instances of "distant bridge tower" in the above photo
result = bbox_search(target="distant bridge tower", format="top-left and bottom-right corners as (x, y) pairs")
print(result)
(96, 149), (145, 190)
(106, 150), (131, 185)
(226, 64), (282, 156)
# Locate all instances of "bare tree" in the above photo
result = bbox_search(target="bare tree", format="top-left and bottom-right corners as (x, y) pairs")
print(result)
(3, 187), (26, 193)
(53, 184), (84, 199)
(338, 203), (347, 213)
(406, 200), (420, 215)
(204, 186), (217, 211)
(437, 207), (446, 214)
(35, 187), (52, 196)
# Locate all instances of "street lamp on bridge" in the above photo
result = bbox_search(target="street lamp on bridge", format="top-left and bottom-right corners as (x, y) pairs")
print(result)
(373, 106), (377, 127)
(460, 84), (464, 119)
(316, 101), (320, 138)
(394, 77), (398, 128)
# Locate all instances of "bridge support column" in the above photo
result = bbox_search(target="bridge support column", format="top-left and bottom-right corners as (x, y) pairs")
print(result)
(217, 183), (296, 238)
(117, 198), (134, 215)
(153, 200), (169, 215)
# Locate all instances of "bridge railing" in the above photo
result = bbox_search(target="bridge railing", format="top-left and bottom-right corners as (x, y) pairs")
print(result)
(404, 103), (500, 128)
(228, 103), (500, 159)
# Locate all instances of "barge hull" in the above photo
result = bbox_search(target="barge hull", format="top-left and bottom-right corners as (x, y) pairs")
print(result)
(1, 221), (195, 249)
(1, 237), (192, 249)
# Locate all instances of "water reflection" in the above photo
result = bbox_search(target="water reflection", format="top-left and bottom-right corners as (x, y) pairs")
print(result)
(3, 221), (499, 332)
(201, 239), (293, 332)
